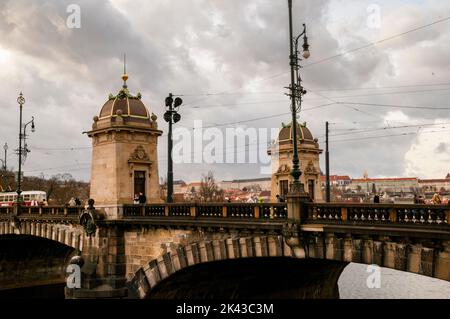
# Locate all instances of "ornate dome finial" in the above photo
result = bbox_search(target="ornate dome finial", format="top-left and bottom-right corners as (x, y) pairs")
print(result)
(121, 53), (128, 88)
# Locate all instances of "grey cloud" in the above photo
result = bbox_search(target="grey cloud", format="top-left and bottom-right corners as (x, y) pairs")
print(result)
(0, 0), (449, 182)
(435, 142), (449, 154)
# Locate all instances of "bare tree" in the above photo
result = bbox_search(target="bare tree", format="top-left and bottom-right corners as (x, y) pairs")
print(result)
(200, 171), (224, 202)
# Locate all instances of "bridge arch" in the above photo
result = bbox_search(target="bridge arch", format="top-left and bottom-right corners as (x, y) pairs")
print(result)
(127, 235), (284, 298)
(126, 235), (348, 299)
(0, 220), (85, 252)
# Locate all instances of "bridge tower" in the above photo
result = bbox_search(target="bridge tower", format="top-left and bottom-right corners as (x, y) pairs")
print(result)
(86, 69), (162, 212)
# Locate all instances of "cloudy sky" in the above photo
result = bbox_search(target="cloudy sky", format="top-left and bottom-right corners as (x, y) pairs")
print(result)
(0, 0), (449, 183)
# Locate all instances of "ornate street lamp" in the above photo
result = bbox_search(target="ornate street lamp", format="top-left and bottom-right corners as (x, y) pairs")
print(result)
(164, 93), (182, 203)
(287, 0), (310, 194)
(15, 92), (35, 205)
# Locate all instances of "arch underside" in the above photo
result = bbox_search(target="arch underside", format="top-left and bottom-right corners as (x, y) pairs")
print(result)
(0, 234), (77, 291)
(0, 221), (84, 252)
(126, 235), (349, 299)
(148, 257), (348, 299)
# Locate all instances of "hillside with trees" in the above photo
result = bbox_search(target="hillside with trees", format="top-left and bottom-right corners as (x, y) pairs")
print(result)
(0, 170), (89, 205)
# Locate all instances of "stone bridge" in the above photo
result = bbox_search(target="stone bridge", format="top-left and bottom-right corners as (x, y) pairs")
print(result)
(0, 201), (449, 298)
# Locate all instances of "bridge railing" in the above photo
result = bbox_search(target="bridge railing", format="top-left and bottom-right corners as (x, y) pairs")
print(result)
(122, 202), (288, 220)
(304, 202), (450, 227)
(0, 205), (84, 217)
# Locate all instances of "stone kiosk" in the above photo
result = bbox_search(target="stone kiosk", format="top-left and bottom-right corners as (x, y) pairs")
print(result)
(66, 71), (162, 298)
(87, 73), (162, 215)
(268, 122), (323, 203)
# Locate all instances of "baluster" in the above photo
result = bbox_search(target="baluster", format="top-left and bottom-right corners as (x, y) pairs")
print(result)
(360, 208), (365, 221)
(419, 209), (425, 223)
(412, 208), (417, 223)
(436, 210), (442, 224)
(428, 209), (435, 224)
(404, 209), (410, 222)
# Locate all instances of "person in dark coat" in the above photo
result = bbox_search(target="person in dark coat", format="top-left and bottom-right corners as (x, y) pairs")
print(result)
(138, 192), (147, 204)
(373, 195), (380, 203)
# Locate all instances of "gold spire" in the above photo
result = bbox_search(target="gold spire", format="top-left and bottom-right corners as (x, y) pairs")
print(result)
(121, 53), (128, 88)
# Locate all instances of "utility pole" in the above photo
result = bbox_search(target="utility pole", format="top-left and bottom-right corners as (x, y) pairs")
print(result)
(3, 143), (7, 170)
(325, 121), (331, 202)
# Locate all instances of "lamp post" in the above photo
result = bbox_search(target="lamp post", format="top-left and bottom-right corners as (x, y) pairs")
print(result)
(287, 0), (310, 193)
(163, 93), (182, 203)
(1, 143), (7, 170)
(15, 92), (35, 205)
(0, 143), (7, 192)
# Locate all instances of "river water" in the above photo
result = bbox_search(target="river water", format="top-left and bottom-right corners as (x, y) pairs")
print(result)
(339, 263), (450, 299)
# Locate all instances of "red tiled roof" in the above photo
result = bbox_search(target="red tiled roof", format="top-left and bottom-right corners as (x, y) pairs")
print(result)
(419, 179), (450, 183)
(351, 177), (417, 182)
(320, 175), (351, 181)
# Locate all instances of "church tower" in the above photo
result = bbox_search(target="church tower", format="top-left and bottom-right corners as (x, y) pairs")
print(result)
(86, 65), (162, 208)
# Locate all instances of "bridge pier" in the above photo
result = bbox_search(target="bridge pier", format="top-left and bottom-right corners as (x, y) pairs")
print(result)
(435, 241), (450, 281)
(65, 225), (128, 299)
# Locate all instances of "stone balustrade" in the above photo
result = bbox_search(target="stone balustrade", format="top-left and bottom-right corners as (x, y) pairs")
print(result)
(305, 202), (450, 227)
(122, 202), (288, 219)
(1, 201), (448, 229)
(0, 205), (83, 222)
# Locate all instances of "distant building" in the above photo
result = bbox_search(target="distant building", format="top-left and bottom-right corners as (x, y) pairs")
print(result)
(418, 175), (450, 192)
(320, 175), (351, 187)
(349, 177), (419, 193)
(218, 177), (271, 191)
(173, 180), (186, 194)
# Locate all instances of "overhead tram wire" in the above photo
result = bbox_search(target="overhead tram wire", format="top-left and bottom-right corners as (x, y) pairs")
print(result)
(310, 82), (450, 92)
(175, 82), (450, 98)
(25, 127), (450, 172)
(335, 102), (450, 110)
(29, 98), (449, 153)
(173, 16), (450, 110)
(307, 87), (377, 118)
(156, 127), (450, 161)
(177, 16), (450, 100)
(315, 122), (450, 139)
(320, 128), (450, 143)
(303, 16), (450, 68)
(302, 87), (450, 101)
